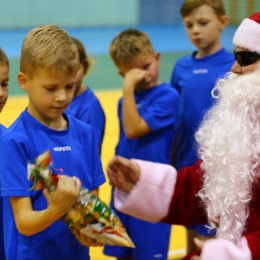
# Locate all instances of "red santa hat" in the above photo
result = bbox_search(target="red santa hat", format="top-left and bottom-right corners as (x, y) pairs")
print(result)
(233, 12), (260, 54)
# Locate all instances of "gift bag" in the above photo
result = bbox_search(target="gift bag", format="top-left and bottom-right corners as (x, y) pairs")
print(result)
(28, 150), (135, 248)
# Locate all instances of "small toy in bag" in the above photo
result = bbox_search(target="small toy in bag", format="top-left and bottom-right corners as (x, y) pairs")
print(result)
(28, 150), (135, 248)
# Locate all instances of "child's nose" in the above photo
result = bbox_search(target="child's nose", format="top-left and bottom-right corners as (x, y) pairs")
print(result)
(192, 24), (200, 33)
(56, 90), (67, 101)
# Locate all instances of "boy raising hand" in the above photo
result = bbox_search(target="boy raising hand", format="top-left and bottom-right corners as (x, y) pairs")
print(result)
(104, 28), (180, 260)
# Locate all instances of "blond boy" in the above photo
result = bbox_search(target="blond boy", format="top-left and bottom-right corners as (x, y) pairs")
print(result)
(0, 25), (105, 260)
(103, 28), (180, 260)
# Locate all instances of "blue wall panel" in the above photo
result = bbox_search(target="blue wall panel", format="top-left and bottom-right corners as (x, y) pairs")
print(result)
(0, 0), (139, 29)
(139, 0), (183, 25)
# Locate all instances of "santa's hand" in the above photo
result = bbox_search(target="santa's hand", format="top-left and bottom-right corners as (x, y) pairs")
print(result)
(107, 156), (140, 193)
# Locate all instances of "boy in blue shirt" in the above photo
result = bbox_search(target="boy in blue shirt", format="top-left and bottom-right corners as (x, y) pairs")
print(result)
(0, 47), (9, 260)
(170, 0), (235, 252)
(103, 28), (180, 260)
(66, 37), (106, 154)
(0, 25), (106, 260)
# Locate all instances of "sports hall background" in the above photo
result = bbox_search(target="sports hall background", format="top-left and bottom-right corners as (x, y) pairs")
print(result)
(1, 0), (259, 259)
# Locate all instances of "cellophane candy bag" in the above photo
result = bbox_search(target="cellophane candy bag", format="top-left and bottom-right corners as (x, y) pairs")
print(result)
(28, 150), (135, 248)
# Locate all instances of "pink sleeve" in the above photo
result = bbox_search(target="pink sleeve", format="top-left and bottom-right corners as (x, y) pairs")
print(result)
(200, 237), (251, 260)
(114, 159), (177, 222)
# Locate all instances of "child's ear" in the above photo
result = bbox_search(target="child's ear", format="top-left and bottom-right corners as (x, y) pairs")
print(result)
(118, 71), (125, 77)
(155, 52), (160, 65)
(219, 15), (229, 30)
(18, 72), (28, 91)
(155, 52), (160, 61)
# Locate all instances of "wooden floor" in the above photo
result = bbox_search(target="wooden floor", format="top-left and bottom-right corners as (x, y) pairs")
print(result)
(1, 90), (187, 260)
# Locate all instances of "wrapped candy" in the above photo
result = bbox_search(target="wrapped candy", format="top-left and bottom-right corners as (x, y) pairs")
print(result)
(28, 150), (135, 248)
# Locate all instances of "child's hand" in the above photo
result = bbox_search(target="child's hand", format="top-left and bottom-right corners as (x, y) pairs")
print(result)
(73, 229), (103, 247)
(44, 175), (81, 217)
(107, 156), (140, 193)
(123, 68), (147, 89)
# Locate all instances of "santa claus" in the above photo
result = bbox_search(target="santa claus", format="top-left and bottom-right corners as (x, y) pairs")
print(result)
(107, 12), (260, 260)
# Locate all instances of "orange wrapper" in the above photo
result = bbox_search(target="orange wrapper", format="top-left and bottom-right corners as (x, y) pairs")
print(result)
(28, 150), (135, 248)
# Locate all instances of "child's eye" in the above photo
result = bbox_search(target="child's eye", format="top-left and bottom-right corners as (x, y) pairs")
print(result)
(200, 21), (208, 26)
(143, 64), (150, 70)
(46, 87), (55, 91)
(66, 85), (74, 89)
(185, 24), (193, 29)
(1, 82), (8, 87)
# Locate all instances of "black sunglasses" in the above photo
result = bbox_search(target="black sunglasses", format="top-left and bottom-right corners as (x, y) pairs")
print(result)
(234, 50), (260, 67)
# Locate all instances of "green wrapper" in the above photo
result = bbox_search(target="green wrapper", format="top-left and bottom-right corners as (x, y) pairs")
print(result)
(28, 150), (135, 248)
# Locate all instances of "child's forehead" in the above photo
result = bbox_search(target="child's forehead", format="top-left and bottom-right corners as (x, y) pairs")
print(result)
(0, 65), (9, 76)
(183, 4), (218, 21)
(0, 65), (9, 85)
(128, 53), (154, 65)
(29, 67), (76, 82)
(119, 53), (154, 72)
(0, 64), (9, 71)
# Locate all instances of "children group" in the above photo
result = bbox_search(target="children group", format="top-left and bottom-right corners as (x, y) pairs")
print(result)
(1, 0), (260, 259)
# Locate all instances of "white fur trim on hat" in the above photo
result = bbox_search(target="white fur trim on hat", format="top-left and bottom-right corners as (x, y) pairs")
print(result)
(233, 18), (260, 54)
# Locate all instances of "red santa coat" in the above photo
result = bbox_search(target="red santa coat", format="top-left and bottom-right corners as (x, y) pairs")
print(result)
(114, 159), (259, 260)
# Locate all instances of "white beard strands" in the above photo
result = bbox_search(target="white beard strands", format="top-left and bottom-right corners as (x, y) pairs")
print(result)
(195, 69), (260, 243)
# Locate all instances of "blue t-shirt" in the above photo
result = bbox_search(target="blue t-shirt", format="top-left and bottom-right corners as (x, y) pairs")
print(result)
(170, 48), (234, 169)
(0, 124), (6, 135)
(65, 88), (106, 153)
(0, 124), (6, 260)
(0, 110), (106, 260)
(116, 83), (180, 163)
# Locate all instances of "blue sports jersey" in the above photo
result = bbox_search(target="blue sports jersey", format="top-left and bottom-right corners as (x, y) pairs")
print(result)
(65, 88), (105, 153)
(0, 124), (6, 260)
(0, 124), (6, 135)
(104, 83), (180, 259)
(0, 110), (106, 260)
(170, 48), (234, 170)
(116, 83), (180, 163)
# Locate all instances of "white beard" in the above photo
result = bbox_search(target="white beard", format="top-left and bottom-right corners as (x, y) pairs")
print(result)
(195, 68), (260, 243)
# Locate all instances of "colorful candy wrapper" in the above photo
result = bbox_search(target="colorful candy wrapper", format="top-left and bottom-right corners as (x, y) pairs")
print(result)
(27, 150), (135, 248)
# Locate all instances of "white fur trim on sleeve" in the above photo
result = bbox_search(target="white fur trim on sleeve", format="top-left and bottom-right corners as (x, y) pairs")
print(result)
(114, 159), (177, 222)
(201, 237), (251, 260)
(233, 18), (260, 54)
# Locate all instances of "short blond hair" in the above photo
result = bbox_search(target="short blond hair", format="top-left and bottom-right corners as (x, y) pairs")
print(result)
(20, 25), (79, 77)
(0, 48), (9, 67)
(180, 0), (226, 18)
(109, 28), (154, 68)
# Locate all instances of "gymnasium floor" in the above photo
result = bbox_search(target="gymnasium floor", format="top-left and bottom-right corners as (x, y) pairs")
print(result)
(0, 24), (237, 259)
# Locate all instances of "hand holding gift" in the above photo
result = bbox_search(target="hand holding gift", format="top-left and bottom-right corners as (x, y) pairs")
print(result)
(28, 150), (135, 248)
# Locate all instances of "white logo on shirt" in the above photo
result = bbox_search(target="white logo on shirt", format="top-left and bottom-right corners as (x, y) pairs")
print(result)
(193, 69), (208, 74)
(53, 146), (71, 152)
(136, 104), (142, 108)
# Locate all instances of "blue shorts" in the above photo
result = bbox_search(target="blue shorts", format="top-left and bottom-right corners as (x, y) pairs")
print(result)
(186, 224), (216, 236)
(103, 189), (171, 260)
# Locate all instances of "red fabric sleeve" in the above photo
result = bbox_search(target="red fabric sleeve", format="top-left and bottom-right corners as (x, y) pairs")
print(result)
(182, 250), (201, 259)
(162, 160), (208, 225)
(246, 232), (260, 260)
